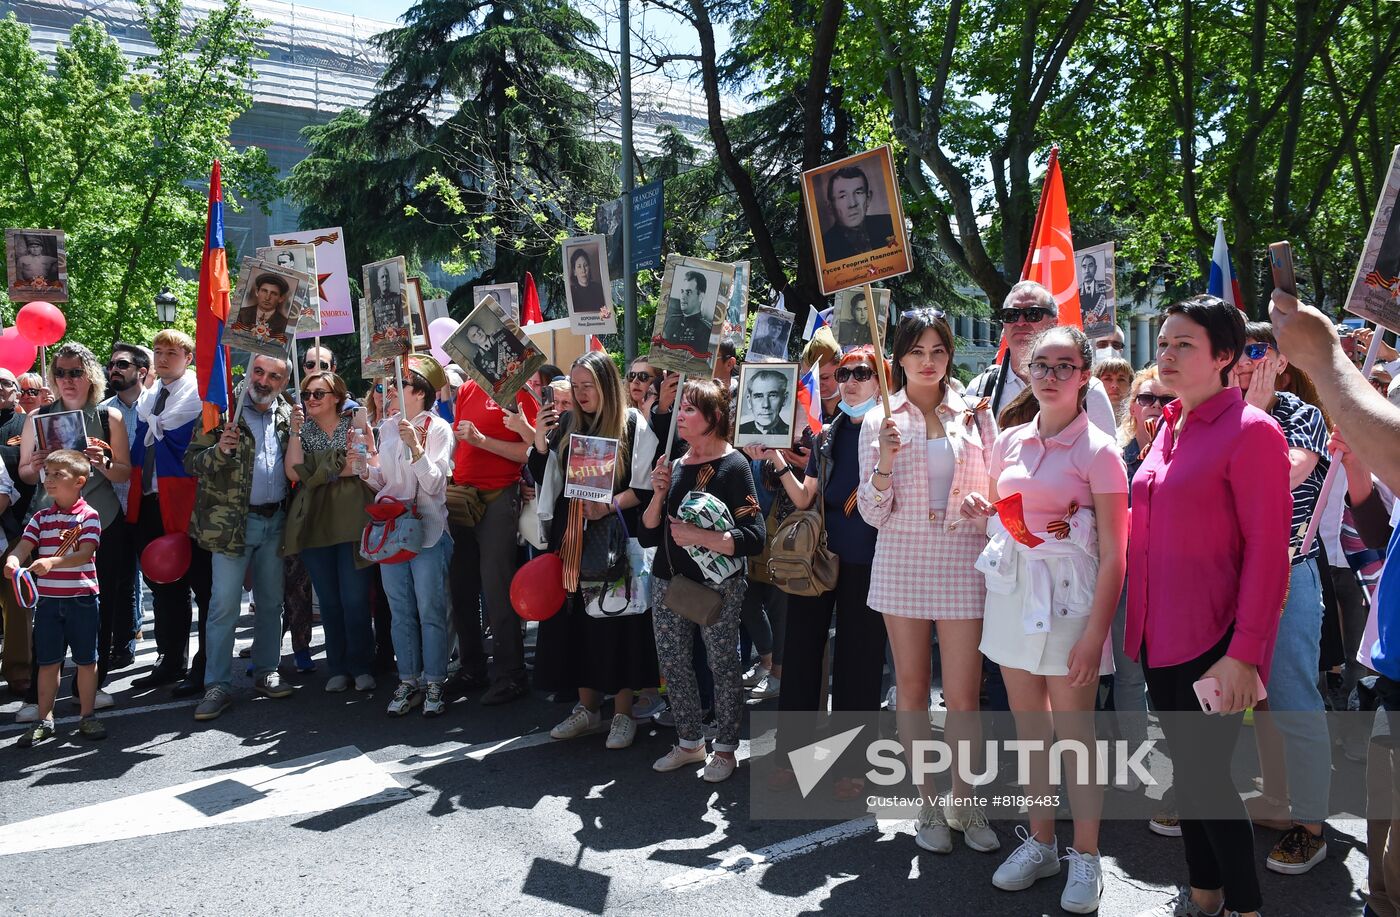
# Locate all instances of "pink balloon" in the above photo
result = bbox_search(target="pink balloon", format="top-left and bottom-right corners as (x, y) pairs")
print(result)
(428, 316), (458, 366)
(0, 327), (37, 375)
(16, 300), (66, 346)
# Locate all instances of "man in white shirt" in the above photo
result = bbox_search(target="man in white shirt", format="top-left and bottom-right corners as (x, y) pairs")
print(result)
(967, 280), (1118, 435)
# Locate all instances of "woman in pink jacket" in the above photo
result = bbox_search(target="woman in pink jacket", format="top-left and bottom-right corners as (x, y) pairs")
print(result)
(858, 308), (998, 856)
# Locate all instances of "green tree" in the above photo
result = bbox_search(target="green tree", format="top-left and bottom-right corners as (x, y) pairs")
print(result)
(0, 1), (278, 350)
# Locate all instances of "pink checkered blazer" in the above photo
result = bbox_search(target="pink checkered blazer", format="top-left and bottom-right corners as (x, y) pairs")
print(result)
(857, 388), (996, 618)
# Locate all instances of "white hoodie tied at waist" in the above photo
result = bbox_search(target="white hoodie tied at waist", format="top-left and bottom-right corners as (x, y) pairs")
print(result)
(975, 507), (1098, 636)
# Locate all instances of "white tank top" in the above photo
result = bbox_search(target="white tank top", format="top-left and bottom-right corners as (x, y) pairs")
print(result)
(927, 438), (954, 510)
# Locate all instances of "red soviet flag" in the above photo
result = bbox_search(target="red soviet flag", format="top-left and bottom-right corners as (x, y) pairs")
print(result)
(1020, 146), (1082, 329)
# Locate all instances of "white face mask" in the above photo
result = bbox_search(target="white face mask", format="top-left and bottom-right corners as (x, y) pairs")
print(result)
(838, 395), (877, 419)
(1091, 343), (1122, 367)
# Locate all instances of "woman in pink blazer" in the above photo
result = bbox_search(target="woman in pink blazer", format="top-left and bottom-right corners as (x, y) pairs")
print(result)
(858, 308), (997, 856)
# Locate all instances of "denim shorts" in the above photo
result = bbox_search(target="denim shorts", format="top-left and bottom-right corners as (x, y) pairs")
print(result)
(33, 594), (101, 667)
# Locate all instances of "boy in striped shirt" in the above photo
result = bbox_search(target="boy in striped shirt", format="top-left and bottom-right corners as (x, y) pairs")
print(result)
(8, 450), (104, 746)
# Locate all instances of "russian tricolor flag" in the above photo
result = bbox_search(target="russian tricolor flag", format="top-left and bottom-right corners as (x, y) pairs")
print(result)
(195, 160), (232, 432)
(1207, 218), (1244, 310)
(795, 361), (823, 436)
(801, 305), (830, 341)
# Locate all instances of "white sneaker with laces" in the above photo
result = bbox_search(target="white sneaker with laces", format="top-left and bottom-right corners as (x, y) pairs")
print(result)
(15, 703), (38, 724)
(1060, 849), (1103, 914)
(422, 682), (446, 717)
(749, 673), (781, 700)
(605, 713), (636, 749)
(93, 690), (114, 710)
(386, 681), (423, 716)
(914, 800), (952, 854)
(947, 803), (1000, 852)
(702, 753), (736, 782)
(652, 744), (707, 772)
(551, 704), (602, 740)
(991, 826), (1060, 891)
(742, 662), (769, 688)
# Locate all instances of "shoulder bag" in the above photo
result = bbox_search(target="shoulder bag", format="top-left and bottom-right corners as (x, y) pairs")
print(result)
(660, 461), (724, 627)
(359, 495), (424, 564)
(764, 446), (839, 596)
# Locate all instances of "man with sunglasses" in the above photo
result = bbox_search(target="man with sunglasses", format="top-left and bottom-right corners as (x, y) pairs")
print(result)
(100, 344), (150, 668)
(967, 280), (1118, 434)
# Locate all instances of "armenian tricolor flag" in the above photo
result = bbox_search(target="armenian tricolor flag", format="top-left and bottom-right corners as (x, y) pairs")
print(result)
(195, 160), (232, 433)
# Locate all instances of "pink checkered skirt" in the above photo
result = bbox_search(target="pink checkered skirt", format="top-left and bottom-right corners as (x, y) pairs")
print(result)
(867, 521), (987, 620)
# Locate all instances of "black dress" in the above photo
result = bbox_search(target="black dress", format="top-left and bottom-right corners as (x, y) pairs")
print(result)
(527, 420), (660, 694)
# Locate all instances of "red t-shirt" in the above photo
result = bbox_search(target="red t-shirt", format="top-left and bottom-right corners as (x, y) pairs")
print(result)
(451, 381), (539, 489)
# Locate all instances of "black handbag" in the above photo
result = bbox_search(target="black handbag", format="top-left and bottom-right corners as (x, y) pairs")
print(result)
(579, 506), (629, 583)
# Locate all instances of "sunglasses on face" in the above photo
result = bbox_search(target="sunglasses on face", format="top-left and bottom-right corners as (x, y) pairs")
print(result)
(835, 365), (875, 383)
(1001, 307), (1053, 325)
(303, 390), (334, 401)
(1027, 361), (1083, 381)
(1244, 342), (1275, 361)
(626, 371), (653, 383)
(107, 359), (135, 371)
(1095, 340), (1125, 350)
(0, 380), (15, 390)
(1134, 393), (1175, 409)
(19, 388), (41, 397)
(53, 368), (85, 380)
(900, 307), (946, 320)
(304, 360), (331, 371)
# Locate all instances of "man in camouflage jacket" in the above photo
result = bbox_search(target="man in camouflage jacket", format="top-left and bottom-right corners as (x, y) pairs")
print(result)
(183, 355), (296, 721)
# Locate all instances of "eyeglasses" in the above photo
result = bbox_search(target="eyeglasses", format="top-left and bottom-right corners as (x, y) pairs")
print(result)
(1027, 361), (1083, 381)
(53, 368), (86, 380)
(304, 360), (331, 371)
(900, 308), (946, 320)
(1000, 307), (1053, 325)
(0, 380), (15, 390)
(835, 365), (875, 383)
(303, 390), (334, 401)
(1244, 342), (1274, 361)
(107, 359), (135, 371)
(1095, 340), (1125, 350)
(1134, 393), (1176, 409)
(626, 371), (653, 383)
(19, 388), (41, 397)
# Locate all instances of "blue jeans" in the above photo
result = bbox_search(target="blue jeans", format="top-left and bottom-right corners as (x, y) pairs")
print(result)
(1266, 557), (1331, 825)
(380, 533), (453, 684)
(300, 543), (373, 678)
(206, 511), (287, 692)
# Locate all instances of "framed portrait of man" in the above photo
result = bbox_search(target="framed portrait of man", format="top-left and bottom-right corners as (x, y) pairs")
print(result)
(649, 254), (735, 375)
(357, 299), (394, 379)
(722, 261), (751, 346)
(562, 235), (615, 334)
(473, 282), (519, 322)
(833, 288), (891, 352)
(734, 362), (798, 448)
(800, 145), (912, 296)
(5, 228), (68, 302)
(362, 256), (412, 360)
(35, 409), (87, 452)
(225, 257), (305, 357)
(1074, 242), (1117, 340)
(745, 307), (794, 363)
(442, 295), (546, 408)
(1345, 145), (1400, 332)
(256, 243), (318, 338)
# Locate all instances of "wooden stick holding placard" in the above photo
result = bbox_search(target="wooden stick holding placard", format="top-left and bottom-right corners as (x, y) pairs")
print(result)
(665, 372), (686, 457)
(862, 283), (892, 416)
(393, 354), (409, 421)
(229, 351), (255, 430)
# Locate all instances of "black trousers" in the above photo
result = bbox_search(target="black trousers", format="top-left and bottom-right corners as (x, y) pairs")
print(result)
(132, 494), (211, 674)
(1143, 630), (1262, 914)
(94, 516), (135, 685)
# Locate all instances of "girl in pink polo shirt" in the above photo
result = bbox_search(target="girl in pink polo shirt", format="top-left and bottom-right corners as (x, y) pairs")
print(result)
(963, 325), (1129, 914)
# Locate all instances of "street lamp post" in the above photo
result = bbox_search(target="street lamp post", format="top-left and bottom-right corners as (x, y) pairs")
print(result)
(155, 287), (178, 325)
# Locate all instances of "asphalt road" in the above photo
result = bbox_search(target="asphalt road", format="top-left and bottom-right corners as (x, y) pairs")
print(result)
(0, 604), (1372, 916)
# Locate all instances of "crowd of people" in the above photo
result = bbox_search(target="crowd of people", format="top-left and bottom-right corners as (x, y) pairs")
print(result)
(4, 279), (1400, 917)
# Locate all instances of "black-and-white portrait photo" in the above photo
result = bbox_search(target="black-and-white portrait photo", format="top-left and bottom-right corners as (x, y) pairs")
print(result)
(833, 288), (890, 351)
(723, 260), (750, 345)
(473, 283), (519, 322)
(648, 254), (735, 375)
(746, 307), (793, 363)
(35, 409), (87, 452)
(800, 145), (912, 296)
(734, 362), (798, 447)
(595, 198), (625, 279)
(6, 228), (68, 302)
(443, 296), (546, 407)
(664, 268), (720, 354)
(257, 242), (318, 337)
(562, 235), (615, 334)
(225, 257), (304, 357)
(362, 256), (411, 360)
(1074, 242), (1117, 339)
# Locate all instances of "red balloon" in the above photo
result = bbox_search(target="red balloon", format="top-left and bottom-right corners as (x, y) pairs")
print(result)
(510, 553), (565, 621)
(15, 301), (66, 347)
(141, 533), (192, 584)
(0, 327), (36, 376)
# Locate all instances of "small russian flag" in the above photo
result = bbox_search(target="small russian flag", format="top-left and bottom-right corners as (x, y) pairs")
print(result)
(1207, 218), (1245, 311)
(795, 360), (823, 436)
(802, 305), (831, 341)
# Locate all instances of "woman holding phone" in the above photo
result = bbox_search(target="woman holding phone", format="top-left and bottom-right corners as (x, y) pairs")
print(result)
(1125, 295), (1289, 917)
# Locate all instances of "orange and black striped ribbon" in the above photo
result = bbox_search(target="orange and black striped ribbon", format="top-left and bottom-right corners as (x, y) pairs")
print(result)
(56, 525), (82, 557)
(559, 498), (585, 593)
(843, 490), (858, 517)
(696, 464), (715, 490)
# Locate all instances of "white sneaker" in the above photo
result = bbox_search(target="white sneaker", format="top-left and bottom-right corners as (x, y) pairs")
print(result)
(325, 675), (350, 693)
(551, 704), (602, 740)
(354, 674), (376, 692)
(631, 690), (665, 721)
(422, 682), (446, 717)
(652, 744), (707, 772)
(914, 800), (952, 854)
(991, 826), (1060, 891)
(702, 753), (737, 782)
(386, 681), (423, 716)
(1060, 849), (1103, 914)
(93, 690), (114, 710)
(742, 662), (769, 688)
(947, 803), (1000, 852)
(605, 713), (636, 749)
(749, 673), (780, 700)
(15, 703), (38, 724)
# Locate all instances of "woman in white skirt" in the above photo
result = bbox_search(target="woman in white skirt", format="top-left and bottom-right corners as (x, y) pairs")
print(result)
(961, 325), (1128, 914)
(857, 308), (999, 855)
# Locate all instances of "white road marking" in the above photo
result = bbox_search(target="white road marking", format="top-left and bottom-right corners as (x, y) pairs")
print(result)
(0, 745), (411, 857)
(661, 815), (887, 890)
(377, 731), (557, 775)
(0, 698), (201, 732)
